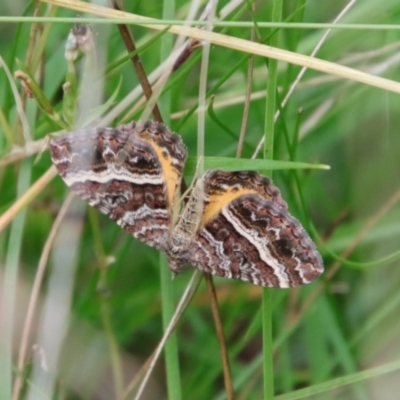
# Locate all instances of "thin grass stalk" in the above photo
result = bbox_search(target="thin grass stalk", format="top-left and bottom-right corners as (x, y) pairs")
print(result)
(133, 271), (202, 400)
(160, 256), (182, 400)
(262, 0), (282, 398)
(109, 0), (162, 122)
(88, 207), (124, 398)
(197, 2), (235, 396)
(272, 185), (400, 361)
(275, 358), (400, 400)
(30, 5), (59, 75)
(158, 0), (182, 399)
(12, 192), (75, 400)
(0, 159), (32, 400)
(0, 138), (48, 168)
(0, 7), (41, 395)
(204, 274), (235, 400)
(25, 1), (42, 72)
(0, 14), (38, 392)
(262, 288), (274, 399)
(297, 185), (400, 326)
(251, 5), (361, 385)
(42, 0), (400, 95)
(317, 295), (367, 398)
(252, 0), (356, 158)
(0, 56), (30, 143)
(269, 186), (400, 384)
(26, 199), (84, 399)
(0, 167), (58, 234)
(236, 1), (255, 159)
(235, 3), (359, 392)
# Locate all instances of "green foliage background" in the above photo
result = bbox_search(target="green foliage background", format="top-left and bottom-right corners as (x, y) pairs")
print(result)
(1, 1), (400, 399)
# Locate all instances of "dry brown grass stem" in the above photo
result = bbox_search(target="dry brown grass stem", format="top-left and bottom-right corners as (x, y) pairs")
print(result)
(108, 0), (163, 122)
(126, 271), (202, 400)
(42, 0), (400, 95)
(0, 139), (47, 168)
(205, 273), (235, 400)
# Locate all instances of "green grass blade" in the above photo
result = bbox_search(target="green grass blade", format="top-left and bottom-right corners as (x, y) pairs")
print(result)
(184, 156), (329, 175)
(276, 358), (400, 400)
(159, 1), (182, 399)
(0, 158), (32, 399)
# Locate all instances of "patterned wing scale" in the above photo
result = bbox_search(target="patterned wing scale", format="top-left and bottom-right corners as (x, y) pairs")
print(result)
(49, 121), (187, 251)
(170, 170), (323, 288)
(51, 121), (323, 287)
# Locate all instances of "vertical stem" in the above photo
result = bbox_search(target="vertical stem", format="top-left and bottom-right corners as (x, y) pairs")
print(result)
(159, 1), (182, 399)
(160, 256), (182, 400)
(0, 159), (32, 400)
(89, 208), (124, 398)
(262, 288), (274, 400)
(205, 274), (235, 400)
(263, 1), (282, 399)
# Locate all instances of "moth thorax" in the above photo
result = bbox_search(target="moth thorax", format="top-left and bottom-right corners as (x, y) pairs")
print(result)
(170, 190), (203, 251)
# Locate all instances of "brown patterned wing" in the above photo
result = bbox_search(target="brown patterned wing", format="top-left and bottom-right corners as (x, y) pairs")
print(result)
(171, 170), (323, 288)
(50, 121), (187, 251)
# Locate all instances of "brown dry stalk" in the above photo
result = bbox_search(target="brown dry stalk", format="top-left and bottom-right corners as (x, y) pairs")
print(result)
(42, 0), (400, 95)
(130, 271), (202, 400)
(108, 0), (162, 122)
(205, 273), (235, 400)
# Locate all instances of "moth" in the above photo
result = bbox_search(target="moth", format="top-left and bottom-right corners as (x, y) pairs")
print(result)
(50, 121), (323, 287)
